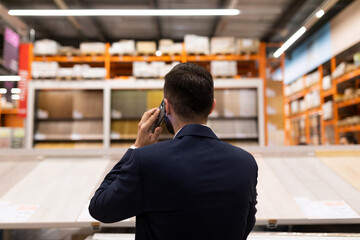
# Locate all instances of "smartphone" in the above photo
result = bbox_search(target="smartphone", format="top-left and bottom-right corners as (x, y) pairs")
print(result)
(150, 99), (174, 134)
(150, 99), (166, 133)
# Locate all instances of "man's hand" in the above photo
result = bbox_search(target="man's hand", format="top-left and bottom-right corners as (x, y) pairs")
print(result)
(134, 108), (162, 148)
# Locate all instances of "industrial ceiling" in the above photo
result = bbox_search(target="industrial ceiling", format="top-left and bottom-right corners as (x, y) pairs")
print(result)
(0, 0), (354, 49)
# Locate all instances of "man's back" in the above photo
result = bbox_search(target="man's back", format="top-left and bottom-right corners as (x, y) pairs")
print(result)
(90, 124), (258, 240)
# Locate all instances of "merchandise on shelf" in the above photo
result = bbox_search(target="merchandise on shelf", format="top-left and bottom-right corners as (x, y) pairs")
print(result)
(343, 88), (356, 101)
(354, 52), (360, 67)
(0, 127), (24, 148)
(323, 101), (333, 120)
(33, 39), (60, 56)
(208, 119), (258, 138)
(235, 38), (260, 54)
(337, 116), (360, 127)
(322, 75), (332, 90)
(299, 99), (306, 113)
(304, 90), (320, 110)
(332, 62), (356, 79)
(210, 61), (237, 77)
(158, 39), (182, 55)
(210, 37), (235, 55)
(32, 62), (106, 79)
(290, 100), (299, 114)
(286, 77), (305, 96)
(211, 89), (258, 118)
(132, 61), (179, 78)
(32, 61), (59, 79)
(109, 40), (136, 55)
(58, 46), (80, 56)
(304, 70), (319, 87)
(136, 41), (157, 55)
(82, 67), (107, 79)
(79, 42), (106, 55)
(184, 34), (210, 55)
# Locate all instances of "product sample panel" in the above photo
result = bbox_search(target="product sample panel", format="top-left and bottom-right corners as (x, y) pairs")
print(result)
(1, 149), (360, 228)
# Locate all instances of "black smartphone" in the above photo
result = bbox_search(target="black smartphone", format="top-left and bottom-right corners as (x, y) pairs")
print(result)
(150, 99), (174, 134)
(150, 99), (166, 133)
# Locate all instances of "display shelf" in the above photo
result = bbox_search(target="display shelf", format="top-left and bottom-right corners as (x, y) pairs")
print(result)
(323, 119), (335, 126)
(322, 88), (335, 98)
(286, 84), (320, 102)
(337, 124), (360, 133)
(208, 116), (258, 120)
(36, 118), (103, 121)
(336, 97), (360, 109)
(186, 54), (261, 62)
(288, 106), (322, 119)
(26, 79), (265, 148)
(334, 67), (360, 85)
(110, 55), (182, 62)
(0, 109), (18, 114)
(33, 55), (107, 63)
(1, 147), (360, 228)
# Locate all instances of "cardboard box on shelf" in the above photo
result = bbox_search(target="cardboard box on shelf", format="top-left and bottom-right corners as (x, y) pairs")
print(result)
(136, 41), (157, 55)
(184, 35), (209, 55)
(33, 39), (60, 56)
(210, 37), (235, 55)
(80, 42), (106, 55)
(110, 40), (136, 55)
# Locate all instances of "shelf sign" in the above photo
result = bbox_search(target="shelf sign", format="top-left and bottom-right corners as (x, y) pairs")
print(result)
(18, 43), (31, 118)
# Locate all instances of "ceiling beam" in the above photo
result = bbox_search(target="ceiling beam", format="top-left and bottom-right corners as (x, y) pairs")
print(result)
(210, 0), (228, 37)
(261, 0), (307, 42)
(71, 0), (108, 42)
(52, 0), (93, 41)
(149, 0), (162, 40)
(213, 0), (239, 36)
(0, 3), (28, 40)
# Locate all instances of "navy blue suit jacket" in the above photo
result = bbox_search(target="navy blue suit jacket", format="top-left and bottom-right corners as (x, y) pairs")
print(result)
(89, 124), (258, 240)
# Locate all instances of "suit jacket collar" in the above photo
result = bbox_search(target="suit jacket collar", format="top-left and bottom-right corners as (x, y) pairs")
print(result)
(175, 124), (219, 140)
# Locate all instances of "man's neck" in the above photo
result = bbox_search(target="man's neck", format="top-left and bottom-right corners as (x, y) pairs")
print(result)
(173, 120), (207, 134)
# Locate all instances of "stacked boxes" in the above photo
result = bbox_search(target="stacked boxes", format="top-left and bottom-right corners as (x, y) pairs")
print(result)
(110, 40), (136, 55)
(132, 61), (179, 78)
(210, 37), (235, 54)
(136, 41), (157, 55)
(184, 35), (210, 55)
(0, 128), (24, 148)
(210, 61), (237, 77)
(79, 42), (106, 55)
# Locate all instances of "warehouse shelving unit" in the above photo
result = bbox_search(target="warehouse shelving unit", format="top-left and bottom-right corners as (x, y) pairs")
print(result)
(24, 42), (268, 148)
(26, 79), (265, 149)
(284, 52), (360, 145)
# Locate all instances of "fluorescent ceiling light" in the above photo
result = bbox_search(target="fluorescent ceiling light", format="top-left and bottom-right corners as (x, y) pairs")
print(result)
(315, 9), (325, 18)
(8, 9), (240, 16)
(274, 26), (307, 58)
(0, 75), (21, 81)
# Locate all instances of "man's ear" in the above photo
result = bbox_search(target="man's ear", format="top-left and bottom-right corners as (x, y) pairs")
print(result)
(209, 99), (216, 115)
(164, 98), (171, 115)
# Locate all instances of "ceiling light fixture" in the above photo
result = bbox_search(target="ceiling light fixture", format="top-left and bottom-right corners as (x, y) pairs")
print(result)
(0, 76), (21, 81)
(273, 0), (339, 58)
(274, 26), (307, 58)
(315, 9), (325, 18)
(8, 9), (240, 17)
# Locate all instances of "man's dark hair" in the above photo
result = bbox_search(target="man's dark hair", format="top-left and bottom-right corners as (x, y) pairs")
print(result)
(343, 133), (358, 144)
(164, 63), (214, 121)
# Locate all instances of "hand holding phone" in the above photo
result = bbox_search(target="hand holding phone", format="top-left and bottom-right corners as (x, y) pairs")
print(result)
(151, 99), (174, 134)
